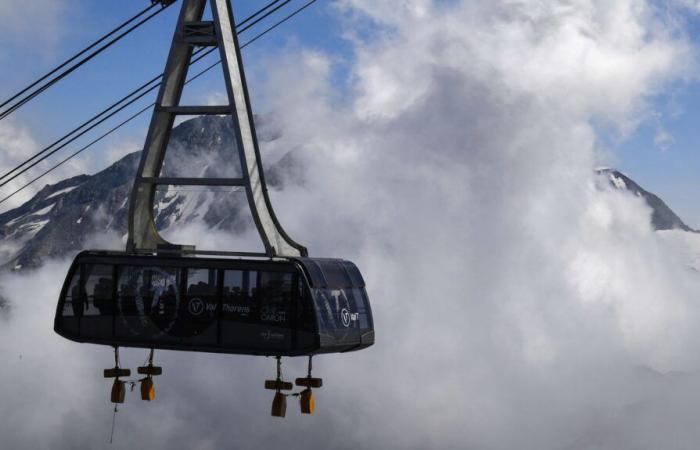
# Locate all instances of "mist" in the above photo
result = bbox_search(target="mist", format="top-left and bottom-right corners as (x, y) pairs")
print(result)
(2, 0), (700, 449)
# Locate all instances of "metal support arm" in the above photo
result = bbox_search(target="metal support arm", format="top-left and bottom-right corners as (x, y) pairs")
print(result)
(127, 0), (307, 257)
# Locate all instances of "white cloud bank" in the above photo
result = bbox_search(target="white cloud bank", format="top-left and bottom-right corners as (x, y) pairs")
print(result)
(0, 119), (90, 211)
(0, 119), (46, 208)
(2, 0), (700, 449)
(0, 0), (69, 56)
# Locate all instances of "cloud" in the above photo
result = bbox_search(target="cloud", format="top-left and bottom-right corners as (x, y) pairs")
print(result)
(0, 0), (70, 57)
(0, 120), (44, 209)
(2, 1), (700, 449)
(204, 91), (228, 106)
(676, 0), (700, 12)
(0, 119), (90, 212)
(101, 139), (142, 169)
(0, 119), (39, 162)
(654, 126), (674, 151)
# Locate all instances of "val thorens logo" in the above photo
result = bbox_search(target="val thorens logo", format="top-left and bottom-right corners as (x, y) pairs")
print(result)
(340, 308), (351, 327)
(188, 298), (204, 316)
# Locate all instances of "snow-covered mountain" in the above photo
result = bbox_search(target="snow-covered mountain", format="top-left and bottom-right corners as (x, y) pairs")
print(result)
(597, 168), (696, 232)
(0, 115), (695, 272)
(0, 115), (299, 270)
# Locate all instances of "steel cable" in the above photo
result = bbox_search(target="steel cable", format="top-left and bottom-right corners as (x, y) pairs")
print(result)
(0, 0), (303, 185)
(0, 47), (215, 189)
(0, 2), (174, 122)
(0, 0), (321, 207)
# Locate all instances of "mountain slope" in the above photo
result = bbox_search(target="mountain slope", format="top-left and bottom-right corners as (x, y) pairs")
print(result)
(0, 115), (291, 270)
(0, 116), (695, 271)
(597, 168), (696, 232)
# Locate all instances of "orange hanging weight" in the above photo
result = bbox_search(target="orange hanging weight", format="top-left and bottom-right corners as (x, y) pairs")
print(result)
(140, 377), (156, 401)
(299, 389), (315, 414)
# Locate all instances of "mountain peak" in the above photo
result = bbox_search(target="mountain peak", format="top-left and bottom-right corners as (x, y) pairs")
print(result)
(596, 168), (695, 233)
(0, 115), (288, 270)
(0, 117), (694, 271)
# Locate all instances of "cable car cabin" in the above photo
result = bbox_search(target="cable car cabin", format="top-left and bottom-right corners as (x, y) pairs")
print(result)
(55, 251), (374, 357)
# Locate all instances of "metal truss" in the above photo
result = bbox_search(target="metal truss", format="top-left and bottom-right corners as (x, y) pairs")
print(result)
(127, 0), (307, 258)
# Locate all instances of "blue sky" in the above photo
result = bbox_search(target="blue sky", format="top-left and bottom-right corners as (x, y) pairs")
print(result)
(612, 79), (700, 228)
(0, 0), (698, 227)
(603, 2), (700, 228)
(3, 2), (347, 119)
(0, 1), (351, 169)
(4, 3), (700, 448)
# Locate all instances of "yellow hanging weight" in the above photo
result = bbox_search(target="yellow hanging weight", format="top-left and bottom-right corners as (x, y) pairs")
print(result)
(140, 377), (156, 401)
(299, 389), (315, 414)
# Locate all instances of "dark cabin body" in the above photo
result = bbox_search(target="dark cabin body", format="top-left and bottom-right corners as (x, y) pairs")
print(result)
(55, 251), (374, 357)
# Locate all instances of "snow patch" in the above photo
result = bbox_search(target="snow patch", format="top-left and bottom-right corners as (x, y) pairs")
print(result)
(45, 185), (79, 200)
(609, 173), (627, 190)
(29, 203), (55, 216)
(5, 213), (27, 227)
(19, 219), (49, 237)
(156, 190), (180, 213)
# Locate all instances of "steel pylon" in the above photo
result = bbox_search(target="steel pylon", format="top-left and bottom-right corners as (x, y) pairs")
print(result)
(127, 0), (307, 257)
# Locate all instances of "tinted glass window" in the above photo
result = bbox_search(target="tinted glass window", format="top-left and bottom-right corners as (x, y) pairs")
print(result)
(56, 258), (323, 354)
(84, 264), (113, 316)
(303, 261), (326, 287)
(116, 266), (181, 339)
(219, 270), (295, 351)
(295, 282), (315, 333)
(342, 261), (365, 287)
(62, 267), (81, 317)
(181, 268), (219, 337)
(222, 270), (252, 321)
(186, 268), (217, 297)
(321, 261), (351, 288)
(57, 264), (114, 339)
(258, 271), (293, 326)
(313, 287), (364, 334)
(113, 266), (218, 343)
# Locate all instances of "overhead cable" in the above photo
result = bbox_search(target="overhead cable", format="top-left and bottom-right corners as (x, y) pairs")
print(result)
(236, 0), (286, 28)
(237, 0), (292, 34)
(0, 3), (160, 114)
(0, 46), (212, 187)
(0, 0), (321, 206)
(0, 0), (311, 186)
(0, 47), (216, 190)
(0, 56), (220, 206)
(0, 0), (302, 185)
(239, 0), (317, 48)
(0, 2), (174, 122)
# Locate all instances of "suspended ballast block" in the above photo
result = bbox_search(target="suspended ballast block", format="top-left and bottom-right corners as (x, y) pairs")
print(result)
(271, 392), (287, 418)
(104, 368), (131, 378)
(111, 380), (126, 404)
(140, 377), (156, 401)
(299, 389), (315, 415)
(295, 377), (322, 389)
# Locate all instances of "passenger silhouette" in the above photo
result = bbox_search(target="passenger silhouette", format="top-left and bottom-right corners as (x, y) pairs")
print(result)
(71, 284), (87, 317)
(120, 283), (138, 316)
(94, 277), (113, 315)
